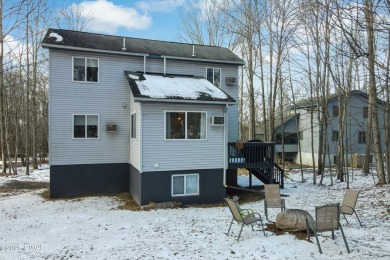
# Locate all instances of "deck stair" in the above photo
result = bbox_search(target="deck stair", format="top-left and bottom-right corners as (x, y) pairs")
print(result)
(228, 141), (284, 188)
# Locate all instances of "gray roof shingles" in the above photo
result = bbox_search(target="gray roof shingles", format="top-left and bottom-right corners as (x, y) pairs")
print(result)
(42, 28), (244, 65)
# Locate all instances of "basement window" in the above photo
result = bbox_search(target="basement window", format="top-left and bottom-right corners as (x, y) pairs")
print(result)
(172, 174), (199, 196)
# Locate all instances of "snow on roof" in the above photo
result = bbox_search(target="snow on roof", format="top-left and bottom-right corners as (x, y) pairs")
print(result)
(49, 32), (63, 42)
(125, 72), (235, 103)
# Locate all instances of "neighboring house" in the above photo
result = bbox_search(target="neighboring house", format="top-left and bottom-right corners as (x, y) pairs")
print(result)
(42, 28), (245, 205)
(256, 90), (386, 167)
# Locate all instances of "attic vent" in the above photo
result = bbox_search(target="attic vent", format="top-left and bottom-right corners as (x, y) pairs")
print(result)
(226, 77), (236, 85)
(106, 124), (118, 132)
(210, 116), (224, 126)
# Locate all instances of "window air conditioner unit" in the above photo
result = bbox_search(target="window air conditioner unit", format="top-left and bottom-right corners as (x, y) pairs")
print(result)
(226, 77), (236, 85)
(210, 116), (224, 126)
(106, 124), (118, 132)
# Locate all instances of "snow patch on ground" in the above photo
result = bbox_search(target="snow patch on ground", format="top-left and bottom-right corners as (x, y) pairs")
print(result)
(0, 164), (49, 187)
(0, 166), (389, 259)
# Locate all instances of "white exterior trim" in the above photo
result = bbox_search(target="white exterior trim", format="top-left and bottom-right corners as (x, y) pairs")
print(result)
(72, 56), (100, 84)
(171, 173), (200, 197)
(72, 114), (100, 140)
(163, 110), (208, 141)
(205, 67), (222, 88)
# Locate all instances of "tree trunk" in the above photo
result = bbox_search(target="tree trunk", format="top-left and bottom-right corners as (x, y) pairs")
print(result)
(25, 2), (30, 175)
(364, 0), (386, 184)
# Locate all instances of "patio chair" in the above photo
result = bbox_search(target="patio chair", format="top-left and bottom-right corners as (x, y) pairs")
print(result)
(340, 189), (362, 227)
(224, 198), (266, 241)
(264, 184), (285, 221)
(306, 203), (350, 254)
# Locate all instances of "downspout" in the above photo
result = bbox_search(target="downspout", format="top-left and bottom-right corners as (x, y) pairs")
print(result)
(140, 105), (143, 173)
(223, 104), (228, 187)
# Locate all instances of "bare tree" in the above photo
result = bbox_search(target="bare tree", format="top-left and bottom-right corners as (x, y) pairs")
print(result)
(364, 0), (386, 184)
(54, 1), (92, 31)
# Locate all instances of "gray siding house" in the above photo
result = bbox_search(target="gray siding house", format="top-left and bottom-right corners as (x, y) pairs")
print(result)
(42, 28), (244, 205)
(262, 91), (386, 166)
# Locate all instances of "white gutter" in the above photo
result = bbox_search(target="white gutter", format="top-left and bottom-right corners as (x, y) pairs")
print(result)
(223, 104), (228, 187)
(41, 43), (244, 65)
(134, 97), (235, 105)
(42, 43), (149, 57)
(161, 55), (245, 65)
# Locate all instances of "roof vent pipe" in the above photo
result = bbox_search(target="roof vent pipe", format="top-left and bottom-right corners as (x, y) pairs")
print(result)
(122, 37), (127, 51)
(192, 45), (196, 57)
(144, 56), (146, 73)
(164, 57), (166, 75)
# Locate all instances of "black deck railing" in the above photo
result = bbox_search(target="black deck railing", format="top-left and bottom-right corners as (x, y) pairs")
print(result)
(228, 142), (275, 169)
(273, 163), (284, 188)
(228, 142), (284, 188)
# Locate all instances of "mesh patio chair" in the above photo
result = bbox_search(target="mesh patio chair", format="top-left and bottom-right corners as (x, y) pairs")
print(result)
(264, 184), (285, 221)
(224, 198), (266, 241)
(306, 203), (350, 254)
(340, 189), (362, 227)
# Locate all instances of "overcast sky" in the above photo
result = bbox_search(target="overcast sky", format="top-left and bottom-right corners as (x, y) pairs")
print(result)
(60, 0), (188, 41)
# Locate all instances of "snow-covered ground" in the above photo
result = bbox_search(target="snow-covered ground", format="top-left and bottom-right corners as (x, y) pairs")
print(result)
(0, 166), (389, 259)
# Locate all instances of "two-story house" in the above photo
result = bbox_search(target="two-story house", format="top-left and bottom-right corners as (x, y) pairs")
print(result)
(257, 90), (386, 167)
(42, 28), (247, 205)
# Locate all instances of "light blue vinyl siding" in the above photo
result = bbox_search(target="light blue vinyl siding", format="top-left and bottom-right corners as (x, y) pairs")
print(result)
(129, 92), (141, 170)
(49, 49), (240, 167)
(49, 50), (131, 165)
(166, 60), (239, 142)
(295, 93), (385, 166)
(141, 103), (225, 172)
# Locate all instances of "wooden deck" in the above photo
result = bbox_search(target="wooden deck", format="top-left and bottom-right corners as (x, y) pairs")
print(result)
(227, 142), (284, 188)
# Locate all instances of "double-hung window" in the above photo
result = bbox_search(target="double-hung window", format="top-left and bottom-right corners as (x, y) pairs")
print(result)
(73, 57), (99, 82)
(165, 111), (206, 140)
(332, 131), (339, 141)
(172, 174), (199, 196)
(206, 68), (221, 88)
(332, 106), (339, 117)
(363, 106), (368, 118)
(73, 115), (99, 138)
(358, 131), (366, 144)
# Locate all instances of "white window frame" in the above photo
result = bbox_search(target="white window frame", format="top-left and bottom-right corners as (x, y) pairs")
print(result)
(171, 174), (199, 197)
(206, 67), (221, 88)
(164, 111), (207, 141)
(72, 57), (100, 83)
(72, 114), (100, 139)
